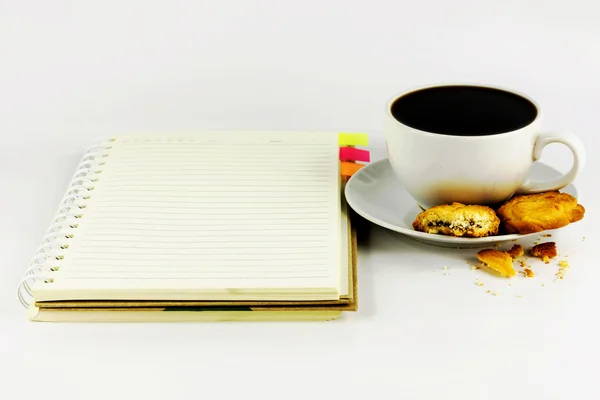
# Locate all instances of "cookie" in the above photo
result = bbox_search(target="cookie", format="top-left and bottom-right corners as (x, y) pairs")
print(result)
(477, 249), (516, 277)
(496, 191), (585, 234)
(412, 202), (500, 237)
(530, 242), (557, 263)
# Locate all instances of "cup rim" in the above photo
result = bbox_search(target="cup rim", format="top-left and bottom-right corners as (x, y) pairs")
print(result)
(385, 82), (543, 138)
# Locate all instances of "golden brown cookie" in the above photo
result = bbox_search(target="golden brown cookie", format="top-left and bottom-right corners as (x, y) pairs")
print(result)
(496, 191), (585, 234)
(530, 242), (557, 263)
(477, 249), (516, 277)
(412, 202), (500, 237)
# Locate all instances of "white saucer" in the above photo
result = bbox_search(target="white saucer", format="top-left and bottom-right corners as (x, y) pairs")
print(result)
(344, 158), (578, 248)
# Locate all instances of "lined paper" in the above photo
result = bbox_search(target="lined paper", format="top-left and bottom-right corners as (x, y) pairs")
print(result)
(34, 132), (343, 301)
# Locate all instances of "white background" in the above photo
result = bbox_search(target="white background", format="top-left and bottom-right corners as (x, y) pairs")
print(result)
(1, 1), (599, 399)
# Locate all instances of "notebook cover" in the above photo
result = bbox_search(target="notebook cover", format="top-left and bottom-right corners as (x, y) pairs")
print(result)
(28, 308), (343, 322)
(28, 133), (367, 314)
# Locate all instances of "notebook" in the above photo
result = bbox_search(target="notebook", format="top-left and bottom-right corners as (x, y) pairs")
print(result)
(17, 131), (368, 322)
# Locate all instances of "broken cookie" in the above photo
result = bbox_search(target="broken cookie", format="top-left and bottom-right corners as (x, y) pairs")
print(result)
(506, 244), (524, 259)
(413, 202), (500, 238)
(530, 242), (557, 263)
(477, 249), (516, 277)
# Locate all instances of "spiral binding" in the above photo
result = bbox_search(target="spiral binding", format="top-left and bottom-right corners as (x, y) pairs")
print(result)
(17, 137), (115, 308)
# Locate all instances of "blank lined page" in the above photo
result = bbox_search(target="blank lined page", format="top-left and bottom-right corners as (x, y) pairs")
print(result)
(34, 132), (342, 301)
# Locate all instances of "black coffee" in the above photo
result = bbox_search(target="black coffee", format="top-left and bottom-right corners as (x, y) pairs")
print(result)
(390, 85), (538, 136)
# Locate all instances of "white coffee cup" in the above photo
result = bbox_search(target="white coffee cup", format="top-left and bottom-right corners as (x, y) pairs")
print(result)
(384, 83), (586, 210)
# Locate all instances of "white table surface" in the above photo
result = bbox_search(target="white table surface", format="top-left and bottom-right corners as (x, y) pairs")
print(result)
(2, 1), (599, 399)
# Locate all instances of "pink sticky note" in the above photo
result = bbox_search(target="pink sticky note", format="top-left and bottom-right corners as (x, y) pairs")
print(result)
(339, 147), (370, 162)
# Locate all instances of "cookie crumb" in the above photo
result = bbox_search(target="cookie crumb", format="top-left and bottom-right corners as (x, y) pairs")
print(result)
(475, 278), (484, 287)
(492, 291), (500, 296)
(470, 264), (480, 271)
(519, 260), (527, 267)
(442, 266), (449, 275)
(542, 234), (552, 237)
(521, 267), (535, 278)
(554, 260), (570, 281)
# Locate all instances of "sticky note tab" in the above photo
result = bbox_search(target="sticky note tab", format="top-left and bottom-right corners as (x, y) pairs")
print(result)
(340, 161), (364, 177)
(338, 132), (369, 146)
(339, 147), (370, 162)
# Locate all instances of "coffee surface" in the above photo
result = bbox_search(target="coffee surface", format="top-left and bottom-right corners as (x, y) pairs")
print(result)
(390, 85), (538, 136)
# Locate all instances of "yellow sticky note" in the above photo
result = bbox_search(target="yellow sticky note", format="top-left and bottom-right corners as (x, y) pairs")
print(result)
(338, 132), (369, 146)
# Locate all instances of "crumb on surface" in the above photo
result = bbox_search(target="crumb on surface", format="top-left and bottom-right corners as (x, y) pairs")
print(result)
(543, 234), (552, 237)
(554, 259), (570, 281)
(521, 268), (535, 278)
(475, 278), (484, 287)
(519, 260), (527, 267)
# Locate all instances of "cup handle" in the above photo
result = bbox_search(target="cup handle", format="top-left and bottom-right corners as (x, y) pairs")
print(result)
(517, 131), (586, 194)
